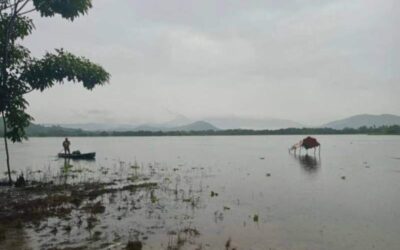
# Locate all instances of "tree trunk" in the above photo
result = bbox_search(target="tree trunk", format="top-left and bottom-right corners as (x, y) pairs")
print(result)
(1, 2), (20, 186)
(2, 113), (12, 185)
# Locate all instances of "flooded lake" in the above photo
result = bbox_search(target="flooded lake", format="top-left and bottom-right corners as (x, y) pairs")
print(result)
(1, 135), (400, 249)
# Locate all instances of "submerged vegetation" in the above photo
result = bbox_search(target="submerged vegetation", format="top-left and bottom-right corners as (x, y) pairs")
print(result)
(1, 136), (400, 249)
(0, 157), (219, 249)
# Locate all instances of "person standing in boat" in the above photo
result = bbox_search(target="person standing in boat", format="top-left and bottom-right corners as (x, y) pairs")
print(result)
(63, 138), (71, 154)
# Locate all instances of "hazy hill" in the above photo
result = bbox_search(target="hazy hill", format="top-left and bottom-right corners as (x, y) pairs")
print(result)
(132, 125), (165, 132)
(43, 123), (142, 131)
(133, 121), (219, 132)
(167, 121), (219, 131)
(40, 120), (219, 133)
(46, 115), (193, 132)
(205, 116), (304, 130)
(5, 114), (400, 135)
(161, 114), (192, 127)
(0, 122), (87, 137)
(1, 121), (399, 137)
(323, 114), (400, 129)
(44, 115), (304, 131)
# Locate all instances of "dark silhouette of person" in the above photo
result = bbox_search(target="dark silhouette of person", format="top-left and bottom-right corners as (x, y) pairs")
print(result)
(62, 138), (71, 154)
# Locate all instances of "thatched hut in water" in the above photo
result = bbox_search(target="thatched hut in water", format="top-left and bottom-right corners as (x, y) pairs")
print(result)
(290, 136), (321, 154)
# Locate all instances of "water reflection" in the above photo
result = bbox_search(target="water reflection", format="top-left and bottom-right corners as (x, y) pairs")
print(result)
(59, 158), (72, 184)
(292, 154), (321, 174)
(58, 158), (97, 184)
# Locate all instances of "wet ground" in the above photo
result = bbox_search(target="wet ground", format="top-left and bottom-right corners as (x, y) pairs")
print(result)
(1, 135), (400, 249)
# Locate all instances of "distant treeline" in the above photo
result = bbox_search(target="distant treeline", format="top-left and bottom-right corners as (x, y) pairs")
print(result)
(1, 123), (400, 137)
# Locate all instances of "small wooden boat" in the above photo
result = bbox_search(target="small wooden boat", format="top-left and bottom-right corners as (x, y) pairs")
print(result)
(58, 152), (96, 160)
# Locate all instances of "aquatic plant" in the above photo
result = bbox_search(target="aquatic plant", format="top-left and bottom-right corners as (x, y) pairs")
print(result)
(150, 190), (158, 204)
(86, 216), (98, 231)
(126, 240), (143, 250)
(83, 201), (106, 214)
(0, 226), (5, 241)
(62, 164), (74, 173)
(253, 214), (259, 222)
(210, 191), (218, 197)
(63, 224), (72, 233)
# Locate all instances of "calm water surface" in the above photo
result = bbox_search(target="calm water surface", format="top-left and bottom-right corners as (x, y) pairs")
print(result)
(1, 135), (400, 249)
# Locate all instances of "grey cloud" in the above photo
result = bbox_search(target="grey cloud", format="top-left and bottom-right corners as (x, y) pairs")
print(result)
(23, 0), (400, 125)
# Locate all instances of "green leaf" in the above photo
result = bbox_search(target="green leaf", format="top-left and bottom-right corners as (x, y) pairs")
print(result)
(1, 0), (108, 144)
(33, 0), (93, 20)
(0, 14), (35, 41)
(23, 49), (110, 91)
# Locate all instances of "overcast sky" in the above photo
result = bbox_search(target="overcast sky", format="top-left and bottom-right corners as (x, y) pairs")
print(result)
(23, 0), (399, 126)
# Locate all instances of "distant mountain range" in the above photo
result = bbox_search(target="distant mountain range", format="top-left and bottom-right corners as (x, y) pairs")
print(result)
(45, 120), (219, 132)
(41, 113), (400, 132)
(322, 114), (400, 129)
(42, 123), (130, 131)
(2, 113), (400, 137)
(49, 115), (303, 131)
(204, 117), (304, 130)
(131, 121), (219, 132)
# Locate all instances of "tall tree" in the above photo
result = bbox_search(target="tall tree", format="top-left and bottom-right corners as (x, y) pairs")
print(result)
(0, 0), (110, 185)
